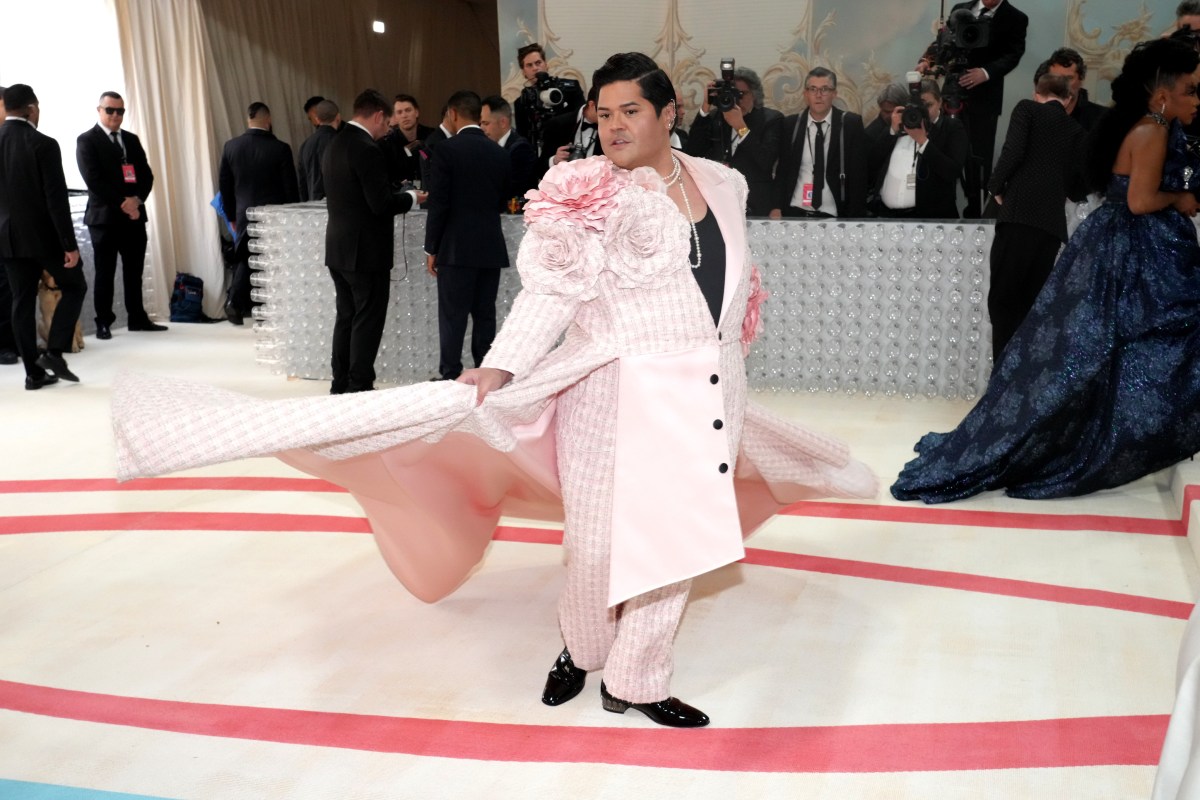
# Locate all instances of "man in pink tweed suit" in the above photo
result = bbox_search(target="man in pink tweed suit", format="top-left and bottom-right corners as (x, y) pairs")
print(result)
(462, 53), (874, 726)
(111, 53), (875, 730)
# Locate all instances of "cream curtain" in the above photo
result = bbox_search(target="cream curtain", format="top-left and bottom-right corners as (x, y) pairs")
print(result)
(115, 0), (226, 319)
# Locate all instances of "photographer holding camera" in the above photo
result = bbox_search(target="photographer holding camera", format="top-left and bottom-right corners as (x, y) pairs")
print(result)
(542, 84), (603, 171)
(513, 43), (585, 161)
(869, 77), (968, 219)
(919, 0), (1029, 218)
(685, 62), (782, 217)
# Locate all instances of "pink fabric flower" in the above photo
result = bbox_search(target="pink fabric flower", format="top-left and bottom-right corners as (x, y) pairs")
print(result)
(628, 165), (667, 194)
(741, 263), (768, 356)
(523, 157), (627, 233)
(516, 222), (601, 300)
(603, 187), (690, 288)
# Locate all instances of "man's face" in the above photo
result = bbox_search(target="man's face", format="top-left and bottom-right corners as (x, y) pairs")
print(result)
(98, 96), (125, 131)
(804, 76), (836, 118)
(980, 0), (1002, 9)
(521, 51), (547, 82)
(365, 109), (390, 140)
(480, 105), (506, 142)
(732, 79), (755, 115)
(392, 101), (418, 132)
(1180, 15), (1200, 32)
(920, 91), (941, 123)
(878, 100), (898, 121)
(1048, 63), (1082, 99)
(582, 100), (598, 124)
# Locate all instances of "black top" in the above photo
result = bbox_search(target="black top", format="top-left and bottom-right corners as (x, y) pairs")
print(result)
(688, 207), (726, 326)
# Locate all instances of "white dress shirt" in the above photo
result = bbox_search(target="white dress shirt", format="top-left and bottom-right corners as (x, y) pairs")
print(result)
(791, 113), (838, 216)
(880, 133), (928, 210)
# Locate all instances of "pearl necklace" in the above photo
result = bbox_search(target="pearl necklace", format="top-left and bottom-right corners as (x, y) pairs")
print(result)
(662, 155), (701, 269)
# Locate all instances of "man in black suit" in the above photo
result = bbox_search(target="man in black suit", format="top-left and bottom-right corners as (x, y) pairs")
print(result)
(218, 101), (300, 324)
(770, 67), (869, 219)
(423, 90), (511, 381)
(381, 94), (436, 187)
(541, 84), (603, 173)
(76, 91), (165, 339)
(922, 0), (1028, 218)
(481, 95), (538, 200)
(0, 85), (84, 389)
(986, 73), (1085, 361)
(686, 66), (783, 217)
(0, 87), (16, 367)
(870, 79), (969, 219)
(513, 43), (585, 160)
(864, 84), (909, 149)
(298, 99), (339, 201)
(322, 89), (424, 394)
(1036, 49), (1105, 131)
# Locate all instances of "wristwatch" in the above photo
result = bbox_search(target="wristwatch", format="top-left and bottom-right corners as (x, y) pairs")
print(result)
(736, 126), (750, 138)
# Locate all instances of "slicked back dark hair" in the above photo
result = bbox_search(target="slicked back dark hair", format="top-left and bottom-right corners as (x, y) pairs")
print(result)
(446, 90), (482, 122)
(247, 101), (270, 120)
(394, 93), (419, 109)
(1034, 48), (1087, 83)
(352, 89), (390, 118)
(592, 52), (674, 115)
(100, 91), (123, 104)
(517, 43), (546, 68)
(303, 95), (324, 113)
(481, 95), (512, 120)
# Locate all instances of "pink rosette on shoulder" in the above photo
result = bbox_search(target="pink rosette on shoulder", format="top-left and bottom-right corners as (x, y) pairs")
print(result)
(741, 263), (768, 356)
(603, 187), (690, 288)
(627, 165), (668, 194)
(523, 157), (627, 233)
(516, 221), (602, 300)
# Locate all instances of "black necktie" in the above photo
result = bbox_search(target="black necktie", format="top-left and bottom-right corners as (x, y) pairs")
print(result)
(579, 121), (596, 131)
(812, 120), (826, 209)
(111, 131), (125, 159)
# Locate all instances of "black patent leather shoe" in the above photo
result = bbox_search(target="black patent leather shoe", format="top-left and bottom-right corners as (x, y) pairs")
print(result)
(95, 323), (112, 340)
(224, 303), (244, 326)
(36, 352), (79, 382)
(25, 373), (59, 390)
(541, 648), (587, 706)
(129, 321), (168, 332)
(600, 681), (710, 727)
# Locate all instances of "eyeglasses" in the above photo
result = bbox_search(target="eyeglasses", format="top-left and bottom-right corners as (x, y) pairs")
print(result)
(805, 86), (836, 95)
(102, 107), (126, 116)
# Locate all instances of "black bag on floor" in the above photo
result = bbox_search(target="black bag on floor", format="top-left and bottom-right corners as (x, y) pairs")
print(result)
(169, 273), (206, 322)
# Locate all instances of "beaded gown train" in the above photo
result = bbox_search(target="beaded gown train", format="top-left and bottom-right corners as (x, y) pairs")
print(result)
(892, 121), (1200, 503)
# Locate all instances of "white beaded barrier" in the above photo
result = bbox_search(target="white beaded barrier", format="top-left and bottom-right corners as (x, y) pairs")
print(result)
(246, 204), (995, 399)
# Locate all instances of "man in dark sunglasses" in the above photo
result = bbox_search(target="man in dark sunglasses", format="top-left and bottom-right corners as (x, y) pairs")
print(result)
(76, 90), (165, 339)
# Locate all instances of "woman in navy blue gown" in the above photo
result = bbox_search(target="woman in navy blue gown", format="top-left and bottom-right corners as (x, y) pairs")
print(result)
(893, 39), (1200, 503)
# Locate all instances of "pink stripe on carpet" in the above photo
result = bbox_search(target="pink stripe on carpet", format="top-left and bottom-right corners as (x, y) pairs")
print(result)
(0, 679), (1167, 772)
(781, 501), (1182, 536)
(0, 512), (371, 535)
(0, 477), (344, 494)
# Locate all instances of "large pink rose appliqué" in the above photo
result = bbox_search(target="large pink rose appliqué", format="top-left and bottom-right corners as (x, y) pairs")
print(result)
(741, 263), (768, 356)
(523, 157), (627, 233)
(516, 221), (601, 300)
(603, 187), (690, 288)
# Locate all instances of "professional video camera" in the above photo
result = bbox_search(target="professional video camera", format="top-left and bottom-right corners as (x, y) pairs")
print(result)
(519, 70), (584, 158)
(707, 58), (739, 112)
(900, 71), (929, 131)
(922, 4), (991, 116)
(1170, 22), (1200, 52)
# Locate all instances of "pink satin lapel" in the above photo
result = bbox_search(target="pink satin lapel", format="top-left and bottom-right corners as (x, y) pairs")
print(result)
(678, 151), (745, 328)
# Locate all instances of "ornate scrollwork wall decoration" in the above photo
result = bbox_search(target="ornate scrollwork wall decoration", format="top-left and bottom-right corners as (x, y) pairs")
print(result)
(1064, 0), (1153, 84)
(501, 5), (589, 104)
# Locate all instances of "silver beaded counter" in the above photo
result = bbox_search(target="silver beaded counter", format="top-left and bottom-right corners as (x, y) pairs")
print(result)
(245, 204), (995, 400)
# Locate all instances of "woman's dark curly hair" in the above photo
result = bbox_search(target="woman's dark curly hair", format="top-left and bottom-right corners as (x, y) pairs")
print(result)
(1085, 38), (1200, 192)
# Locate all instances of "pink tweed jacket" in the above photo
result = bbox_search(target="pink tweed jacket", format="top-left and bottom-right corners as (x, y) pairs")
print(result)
(112, 153), (877, 604)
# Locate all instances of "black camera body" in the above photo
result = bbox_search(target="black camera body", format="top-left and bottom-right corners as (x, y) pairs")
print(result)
(707, 58), (739, 112)
(925, 8), (991, 116)
(567, 143), (588, 162)
(900, 71), (928, 131)
(522, 71), (582, 112)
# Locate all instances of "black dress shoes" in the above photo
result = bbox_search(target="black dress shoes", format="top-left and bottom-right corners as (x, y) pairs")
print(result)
(129, 321), (168, 332)
(0, 349), (17, 365)
(224, 303), (244, 326)
(25, 373), (59, 390)
(95, 323), (112, 340)
(600, 681), (710, 727)
(36, 352), (79, 382)
(541, 648), (587, 706)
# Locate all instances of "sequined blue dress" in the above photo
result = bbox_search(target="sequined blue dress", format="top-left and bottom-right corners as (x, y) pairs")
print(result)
(893, 121), (1200, 503)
